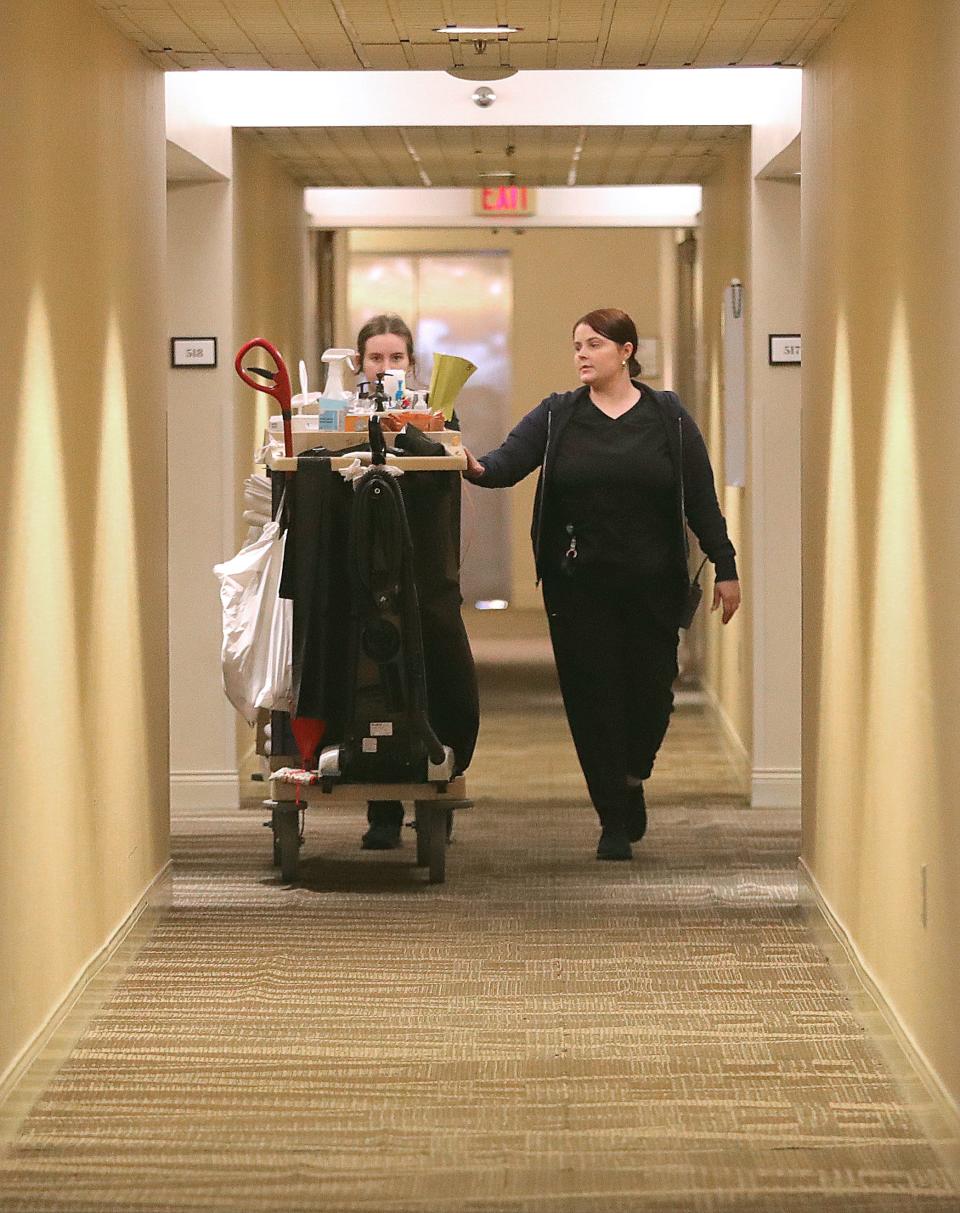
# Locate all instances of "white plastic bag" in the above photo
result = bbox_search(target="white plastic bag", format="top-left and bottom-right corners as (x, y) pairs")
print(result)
(213, 519), (294, 724)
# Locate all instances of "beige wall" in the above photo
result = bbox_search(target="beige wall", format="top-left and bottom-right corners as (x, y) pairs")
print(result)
(698, 136), (752, 759)
(749, 173), (801, 806)
(348, 227), (670, 609)
(233, 132), (309, 522)
(803, 0), (960, 1108)
(166, 130), (309, 800)
(165, 132), (310, 800)
(167, 176), (239, 808)
(0, 1), (169, 1084)
(231, 133), (310, 778)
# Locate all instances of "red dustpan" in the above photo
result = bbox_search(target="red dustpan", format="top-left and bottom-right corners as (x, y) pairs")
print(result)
(290, 717), (325, 770)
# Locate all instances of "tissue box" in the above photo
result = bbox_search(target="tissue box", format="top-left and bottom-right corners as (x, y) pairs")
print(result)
(317, 405), (346, 431)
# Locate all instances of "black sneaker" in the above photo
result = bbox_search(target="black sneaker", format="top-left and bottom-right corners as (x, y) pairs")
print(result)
(626, 784), (647, 843)
(361, 821), (403, 850)
(361, 802), (404, 850)
(596, 829), (632, 861)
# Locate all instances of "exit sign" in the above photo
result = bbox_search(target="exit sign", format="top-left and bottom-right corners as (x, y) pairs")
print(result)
(475, 186), (536, 217)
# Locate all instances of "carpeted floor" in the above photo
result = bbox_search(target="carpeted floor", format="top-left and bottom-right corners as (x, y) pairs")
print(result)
(1, 613), (957, 1212)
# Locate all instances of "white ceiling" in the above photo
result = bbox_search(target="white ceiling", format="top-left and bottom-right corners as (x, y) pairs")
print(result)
(98, 0), (852, 71)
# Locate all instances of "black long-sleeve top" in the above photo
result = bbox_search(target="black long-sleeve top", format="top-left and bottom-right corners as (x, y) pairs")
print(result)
(549, 388), (676, 576)
(472, 382), (737, 610)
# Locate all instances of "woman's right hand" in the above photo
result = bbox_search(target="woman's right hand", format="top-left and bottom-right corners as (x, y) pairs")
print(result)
(462, 447), (485, 481)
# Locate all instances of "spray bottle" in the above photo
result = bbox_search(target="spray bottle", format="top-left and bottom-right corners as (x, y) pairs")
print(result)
(292, 359), (322, 415)
(317, 347), (357, 431)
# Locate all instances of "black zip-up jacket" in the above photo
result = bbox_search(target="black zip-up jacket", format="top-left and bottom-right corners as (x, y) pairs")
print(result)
(475, 382), (738, 595)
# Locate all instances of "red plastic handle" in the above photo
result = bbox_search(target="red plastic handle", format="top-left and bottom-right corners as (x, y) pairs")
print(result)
(235, 338), (294, 458)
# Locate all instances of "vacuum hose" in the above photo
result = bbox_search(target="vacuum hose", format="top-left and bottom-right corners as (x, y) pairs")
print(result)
(350, 468), (446, 767)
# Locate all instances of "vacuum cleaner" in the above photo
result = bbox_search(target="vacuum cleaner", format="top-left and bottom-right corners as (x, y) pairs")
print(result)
(318, 416), (456, 790)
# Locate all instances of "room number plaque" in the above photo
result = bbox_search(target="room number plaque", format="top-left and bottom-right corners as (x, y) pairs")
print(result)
(171, 337), (217, 368)
(768, 334), (801, 365)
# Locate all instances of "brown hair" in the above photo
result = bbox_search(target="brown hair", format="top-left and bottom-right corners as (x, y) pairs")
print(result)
(572, 308), (641, 377)
(356, 313), (416, 373)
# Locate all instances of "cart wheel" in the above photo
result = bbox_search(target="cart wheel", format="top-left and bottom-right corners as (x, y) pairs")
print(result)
(276, 807), (300, 882)
(414, 803), (430, 867)
(427, 807), (446, 884)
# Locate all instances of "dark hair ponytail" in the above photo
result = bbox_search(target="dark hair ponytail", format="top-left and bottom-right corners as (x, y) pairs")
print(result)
(573, 307), (641, 376)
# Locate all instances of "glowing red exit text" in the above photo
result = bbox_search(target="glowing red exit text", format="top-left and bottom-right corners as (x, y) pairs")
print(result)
(477, 186), (535, 216)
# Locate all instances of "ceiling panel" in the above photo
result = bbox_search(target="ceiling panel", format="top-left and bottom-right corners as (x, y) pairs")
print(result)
(95, 0), (853, 69)
(242, 123), (748, 187)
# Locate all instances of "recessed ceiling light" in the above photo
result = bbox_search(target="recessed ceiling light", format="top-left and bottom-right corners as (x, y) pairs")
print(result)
(434, 24), (523, 35)
(478, 171), (516, 179)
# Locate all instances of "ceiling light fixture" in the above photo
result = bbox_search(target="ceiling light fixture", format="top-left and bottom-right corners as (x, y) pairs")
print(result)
(566, 129), (586, 187)
(433, 24), (522, 35)
(448, 65), (518, 80)
(439, 22), (522, 80)
(399, 130), (432, 187)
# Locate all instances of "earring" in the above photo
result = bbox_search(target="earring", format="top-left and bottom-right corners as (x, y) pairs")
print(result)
(621, 359), (627, 367)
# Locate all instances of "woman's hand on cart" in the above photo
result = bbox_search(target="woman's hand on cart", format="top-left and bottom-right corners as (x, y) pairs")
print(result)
(461, 448), (485, 482)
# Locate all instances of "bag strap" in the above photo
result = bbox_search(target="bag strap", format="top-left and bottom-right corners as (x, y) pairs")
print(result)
(674, 393), (703, 582)
(677, 413), (690, 559)
(273, 483), (289, 530)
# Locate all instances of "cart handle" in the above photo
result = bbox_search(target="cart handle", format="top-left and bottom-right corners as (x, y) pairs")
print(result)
(235, 338), (293, 458)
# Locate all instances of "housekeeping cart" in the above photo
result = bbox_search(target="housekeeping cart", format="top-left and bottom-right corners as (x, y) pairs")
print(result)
(235, 339), (477, 886)
(265, 776), (468, 885)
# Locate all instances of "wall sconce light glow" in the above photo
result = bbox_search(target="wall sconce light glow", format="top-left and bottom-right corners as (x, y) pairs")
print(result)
(90, 316), (150, 814)
(814, 310), (863, 854)
(2, 287), (85, 802)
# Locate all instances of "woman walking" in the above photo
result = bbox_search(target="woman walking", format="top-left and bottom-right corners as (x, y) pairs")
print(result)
(353, 314), (420, 850)
(463, 308), (740, 860)
(352, 313), (477, 850)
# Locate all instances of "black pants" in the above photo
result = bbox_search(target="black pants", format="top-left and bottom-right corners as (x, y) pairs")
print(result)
(542, 565), (679, 831)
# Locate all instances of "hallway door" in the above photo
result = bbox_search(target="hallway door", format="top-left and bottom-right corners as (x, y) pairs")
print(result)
(349, 251), (512, 605)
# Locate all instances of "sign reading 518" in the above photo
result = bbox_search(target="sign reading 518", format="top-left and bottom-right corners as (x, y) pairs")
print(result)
(171, 337), (217, 368)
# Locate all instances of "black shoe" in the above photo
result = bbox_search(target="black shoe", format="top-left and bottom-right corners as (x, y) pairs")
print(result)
(361, 802), (404, 850)
(361, 821), (403, 850)
(626, 784), (647, 843)
(596, 829), (632, 861)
